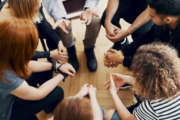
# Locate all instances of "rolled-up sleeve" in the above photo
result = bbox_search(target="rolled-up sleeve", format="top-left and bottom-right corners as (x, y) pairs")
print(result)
(42, 0), (67, 21)
(84, 0), (100, 11)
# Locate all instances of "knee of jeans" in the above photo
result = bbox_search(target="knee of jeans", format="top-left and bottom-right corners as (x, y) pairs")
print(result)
(54, 87), (64, 101)
(88, 16), (101, 27)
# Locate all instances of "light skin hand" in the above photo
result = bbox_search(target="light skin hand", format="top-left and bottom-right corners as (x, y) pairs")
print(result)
(53, 19), (71, 34)
(105, 22), (121, 37)
(75, 84), (89, 98)
(106, 29), (130, 42)
(80, 9), (99, 25)
(104, 49), (124, 67)
(50, 49), (68, 63)
(58, 41), (68, 63)
(105, 73), (134, 91)
(88, 85), (97, 98)
(105, 74), (118, 94)
(59, 63), (76, 77)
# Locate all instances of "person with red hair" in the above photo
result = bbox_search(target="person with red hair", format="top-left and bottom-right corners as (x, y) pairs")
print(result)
(0, 17), (72, 120)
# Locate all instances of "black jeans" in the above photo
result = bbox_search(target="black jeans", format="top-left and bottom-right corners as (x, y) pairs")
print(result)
(36, 7), (61, 51)
(10, 70), (64, 120)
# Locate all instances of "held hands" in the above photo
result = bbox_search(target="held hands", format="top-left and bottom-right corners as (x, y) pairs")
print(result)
(104, 49), (124, 67)
(106, 29), (130, 42)
(76, 84), (97, 98)
(80, 9), (99, 25)
(59, 63), (76, 77)
(105, 22), (130, 42)
(53, 19), (71, 34)
(50, 48), (68, 63)
(104, 73), (133, 93)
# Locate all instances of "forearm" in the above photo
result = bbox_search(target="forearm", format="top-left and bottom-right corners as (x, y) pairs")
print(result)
(105, 0), (119, 24)
(90, 95), (103, 120)
(29, 61), (52, 72)
(38, 74), (64, 99)
(127, 8), (150, 34)
(111, 92), (136, 120)
(11, 74), (64, 101)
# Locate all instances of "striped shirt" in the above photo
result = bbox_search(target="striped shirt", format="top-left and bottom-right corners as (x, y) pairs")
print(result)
(133, 93), (180, 120)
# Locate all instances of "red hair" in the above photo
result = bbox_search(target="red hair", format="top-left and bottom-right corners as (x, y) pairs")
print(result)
(54, 97), (93, 120)
(0, 17), (38, 79)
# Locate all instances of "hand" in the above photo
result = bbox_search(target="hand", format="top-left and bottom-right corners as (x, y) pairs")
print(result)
(80, 9), (99, 25)
(50, 49), (68, 63)
(59, 63), (76, 77)
(88, 85), (97, 98)
(58, 41), (68, 63)
(76, 84), (89, 98)
(106, 29), (130, 42)
(105, 74), (118, 93)
(105, 22), (120, 37)
(105, 73), (132, 92)
(53, 19), (71, 34)
(104, 49), (124, 67)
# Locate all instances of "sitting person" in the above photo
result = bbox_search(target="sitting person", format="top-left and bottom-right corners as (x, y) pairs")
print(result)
(104, 0), (180, 68)
(50, 84), (103, 120)
(53, 0), (101, 72)
(0, 0), (76, 86)
(4, 0), (68, 63)
(0, 17), (75, 120)
(104, 42), (180, 120)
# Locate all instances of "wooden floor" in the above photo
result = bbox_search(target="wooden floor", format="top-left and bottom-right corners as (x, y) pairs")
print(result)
(38, 0), (135, 119)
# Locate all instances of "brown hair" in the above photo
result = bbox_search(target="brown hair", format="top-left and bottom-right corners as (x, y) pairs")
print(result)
(0, 16), (38, 79)
(8, 0), (39, 19)
(131, 42), (180, 100)
(54, 97), (93, 120)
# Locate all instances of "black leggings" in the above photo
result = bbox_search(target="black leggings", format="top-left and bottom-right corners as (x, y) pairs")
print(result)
(10, 70), (64, 120)
(36, 6), (61, 51)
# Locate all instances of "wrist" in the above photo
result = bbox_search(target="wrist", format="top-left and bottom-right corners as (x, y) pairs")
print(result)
(118, 53), (124, 64)
(110, 90), (118, 97)
(105, 19), (111, 26)
(56, 74), (64, 82)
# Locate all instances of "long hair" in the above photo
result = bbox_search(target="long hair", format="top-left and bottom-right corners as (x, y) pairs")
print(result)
(131, 42), (180, 100)
(8, 0), (40, 19)
(54, 97), (93, 120)
(0, 17), (38, 79)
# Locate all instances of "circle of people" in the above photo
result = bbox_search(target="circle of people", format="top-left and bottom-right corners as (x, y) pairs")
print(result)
(0, 0), (180, 120)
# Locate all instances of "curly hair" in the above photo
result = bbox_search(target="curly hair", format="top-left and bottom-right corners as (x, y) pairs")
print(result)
(131, 42), (180, 100)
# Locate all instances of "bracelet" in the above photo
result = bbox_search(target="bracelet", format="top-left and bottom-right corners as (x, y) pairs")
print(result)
(55, 62), (68, 81)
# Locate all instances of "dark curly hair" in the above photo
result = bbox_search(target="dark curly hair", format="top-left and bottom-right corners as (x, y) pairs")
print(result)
(131, 42), (180, 100)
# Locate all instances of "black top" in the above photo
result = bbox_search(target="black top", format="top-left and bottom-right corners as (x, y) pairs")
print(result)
(122, 23), (180, 68)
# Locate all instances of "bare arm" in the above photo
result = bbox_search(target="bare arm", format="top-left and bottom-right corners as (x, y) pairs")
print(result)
(11, 74), (64, 100)
(28, 61), (52, 73)
(127, 8), (150, 35)
(89, 86), (103, 120)
(105, 0), (119, 24)
(111, 92), (136, 120)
